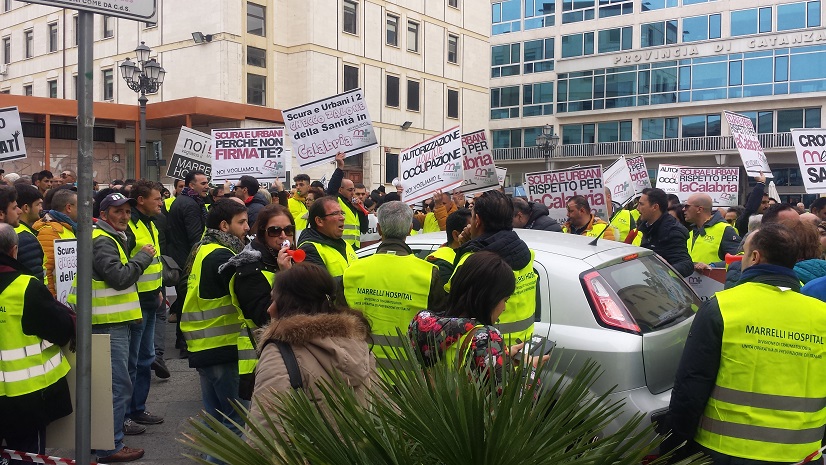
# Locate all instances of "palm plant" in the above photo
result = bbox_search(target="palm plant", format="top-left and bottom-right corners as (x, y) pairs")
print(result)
(182, 345), (708, 465)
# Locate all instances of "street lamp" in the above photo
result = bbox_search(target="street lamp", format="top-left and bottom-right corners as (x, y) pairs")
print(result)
(535, 124), (560, 171)
(120, 42), (166, 180)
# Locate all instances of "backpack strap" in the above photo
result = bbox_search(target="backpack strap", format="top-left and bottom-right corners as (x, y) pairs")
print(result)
(261, 339), (303, 390)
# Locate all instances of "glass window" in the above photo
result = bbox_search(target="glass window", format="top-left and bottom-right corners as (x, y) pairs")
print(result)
(24, 30), (32, 58)
(386, 15), (398, 46)
(744, 57), (773, 84)
(809, 1), (821, 27)
(492, 129), (521, 148)
(449, 0), (459, 8)
(523, 126), (542, 146)
(777, 109), (804, 132)
(522, 81), (553, 116)
(73, 15), (79, 46)
(102, 69), (113, 100)
(447, 34), (459, 63)
(692, 62), (727, 88)
(731, 9), (758, 36)
(562, 124), (595, 144)
(247, 3), (266, 36)
(48, 80), (57, 98)
(247, 46), (266, 68)
(806, 108), (821, 128)
(682, 14), (720, 42)
(641, 0), (677, 11)
(524, 0), (555, 29)
(492, 43), (520, 77)
(103, 16), (114, 38)
(3, 0), (9, 11)
(641, 20), (678, 47)
(492, 0), (521, 34)
(344, 64), (359, 91)
(386, 74), (400, 107)
(523, 38), (553, 73)
(343, 1), (358, 34)
(247, 74), (266, 105)
(23, 84), (32, 96)
(562, 0), (596, 23)
(561, 32), (594, 58)
(778, 1), (820, 30)
(760, 7), (773, 33)
(48, 23), (58, 52)
(407, 80), (420, 111)
(597, 120), (632, 142)
(598, 26), (632, 53)
(407, 21), (419, 52)
(447, 88), (459, 118)
(491, 86), (520, 119)
(681, 115), (706, 137)
(385, 154), (399, 183)
(2, 37), (9, 65)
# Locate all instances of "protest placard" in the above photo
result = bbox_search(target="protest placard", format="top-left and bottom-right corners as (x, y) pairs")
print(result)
(284, 88), (378, 168)
(54, 239), (77, 306)
(0, 106), (26, 162)
(211, 127), (287, 183)
(678, 167), (739, 206)
(399, 126), (464, 205)
(604, 156), (635, 206)
(791, 128), (826, 193)
(496, 166), (507, 187)
(724, 111), (773, 177)
(656, 164), (682, 197)
(454, 130), (499, 194)
(167, 127), (212, 179)
(626, 155), (651, 194)
(687, 268), (726, 302)
(525, 165), (607, 223)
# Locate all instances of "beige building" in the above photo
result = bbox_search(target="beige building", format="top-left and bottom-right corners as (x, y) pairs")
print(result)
(0, 0), (490, 188)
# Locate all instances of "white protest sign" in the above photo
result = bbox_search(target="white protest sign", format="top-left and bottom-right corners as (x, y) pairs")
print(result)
(604, 156), (635, 206)
(360, 214), (381, 246)
(211, 127), (286, 183)
(791, 128), (826, 193)
(678, 167), (739, 206)
(54, 239), (77, 306)
(0, 106), (26, 162)
(626, 155), (651, 194)
(284, 88), (378, 168)
(167, 126), (212, 179)
(525, 165), (607, 223)
(656, 164), (682, 197)
(725, 111), (773, 177)
(496, 166), (507, 187)
(399, 126), (464, 205)
(455, 130), (499, 195)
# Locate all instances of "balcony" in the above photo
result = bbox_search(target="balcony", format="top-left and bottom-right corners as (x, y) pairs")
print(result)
(492, 132), (794, 162)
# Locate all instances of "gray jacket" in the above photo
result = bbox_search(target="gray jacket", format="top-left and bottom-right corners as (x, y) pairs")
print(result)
(93, 219), (153, 291)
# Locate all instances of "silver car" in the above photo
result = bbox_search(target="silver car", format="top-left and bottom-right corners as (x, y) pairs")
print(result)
(357, 229), (700, 435)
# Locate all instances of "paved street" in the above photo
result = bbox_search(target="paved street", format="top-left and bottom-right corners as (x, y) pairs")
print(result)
(51, 318), (203, 465)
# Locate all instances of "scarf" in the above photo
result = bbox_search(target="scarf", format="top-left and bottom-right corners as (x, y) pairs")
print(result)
(182, 228), (246, 278)
(48, 209), (78, 231)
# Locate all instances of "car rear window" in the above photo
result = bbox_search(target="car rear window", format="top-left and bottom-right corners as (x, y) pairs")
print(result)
(598, 255), (700, 333)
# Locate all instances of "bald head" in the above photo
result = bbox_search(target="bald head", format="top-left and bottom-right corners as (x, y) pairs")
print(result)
(801, 212), (820, 226)
(685, 193), (713, 225)
(339, 178), (355, 200)
(688, 193), (713, 211)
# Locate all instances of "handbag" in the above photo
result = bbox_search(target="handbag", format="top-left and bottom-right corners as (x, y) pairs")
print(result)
(160, 255), (182, 287)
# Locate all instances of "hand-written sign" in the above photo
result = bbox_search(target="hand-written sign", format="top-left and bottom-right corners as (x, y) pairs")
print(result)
(525, 165), (607, 223)
(0, 106), (26, 162)
(167, 127), (211, 179)
(211, 128), (286, 182)
(725, 111), (773, 177)
(455, 130), (499, 195)
(399, 126), (464, 205)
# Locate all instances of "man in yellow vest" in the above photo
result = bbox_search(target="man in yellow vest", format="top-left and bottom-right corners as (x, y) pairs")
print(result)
(69, 193), (154, 462)
(683, 193), (741, 271)
(12, 184), (46, 282)
(288, 173), (311, 230)
(181, 199), (249, 442)
(562, 195), (616, 240)
(125, 180), (167, 429)
(162, 178), (184, 215)
(343, 201), (444, 376)
(448, 190), (537, 346)
(327, 152), (368, 249)
(426, 208), (471, 284)
(0, 223), (74, 462)
(665, 222), (826, 464)
(298, 196), (358, 279)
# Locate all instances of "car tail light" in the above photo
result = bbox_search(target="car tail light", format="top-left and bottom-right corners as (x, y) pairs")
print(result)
(581, 271), (641, 334)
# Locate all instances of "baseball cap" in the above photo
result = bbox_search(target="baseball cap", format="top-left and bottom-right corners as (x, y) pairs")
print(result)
(100, 192), (136, 212)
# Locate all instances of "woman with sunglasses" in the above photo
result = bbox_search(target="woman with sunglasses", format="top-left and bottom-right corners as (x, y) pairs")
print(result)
(223, 204), (298, 399)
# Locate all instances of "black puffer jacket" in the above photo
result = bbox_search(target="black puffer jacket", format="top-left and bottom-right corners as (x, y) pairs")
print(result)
(454, 229), (532, 271)
(16, 222), (45, 281)
(638, 212), (694, 277)
(245, 191), (269, 228)
(166, 191), (207, 268)
(524, 202), (563, 232)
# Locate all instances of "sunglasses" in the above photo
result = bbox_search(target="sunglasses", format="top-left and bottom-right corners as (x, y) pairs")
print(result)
(267, 225), (295, 237)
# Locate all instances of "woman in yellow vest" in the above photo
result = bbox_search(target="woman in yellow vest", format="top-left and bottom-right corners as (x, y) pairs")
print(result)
(224, 204), (297, 399)
(409, 252), (548, 385)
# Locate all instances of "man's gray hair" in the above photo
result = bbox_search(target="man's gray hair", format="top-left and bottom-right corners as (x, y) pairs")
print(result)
(748, 214), (763, 233)
(0, 222), (18, 255)
(377, 201), (413, 240)
(52, 189), (77, 213)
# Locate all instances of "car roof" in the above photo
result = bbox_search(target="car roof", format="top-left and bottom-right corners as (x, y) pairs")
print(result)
(404, 229), (652, 262)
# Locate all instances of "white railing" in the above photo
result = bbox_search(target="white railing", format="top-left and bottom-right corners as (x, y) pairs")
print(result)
(492, 132), (794, 161)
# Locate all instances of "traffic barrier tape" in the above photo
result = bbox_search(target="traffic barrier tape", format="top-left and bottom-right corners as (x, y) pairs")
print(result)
(1, 448), (97, 465)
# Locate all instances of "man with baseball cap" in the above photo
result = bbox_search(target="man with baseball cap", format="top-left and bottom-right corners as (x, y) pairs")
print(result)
(68, 192), (155, 463)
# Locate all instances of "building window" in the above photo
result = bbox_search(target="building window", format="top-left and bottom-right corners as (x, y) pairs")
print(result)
(491, 43), (520, 78)
(144, 21), (157, 28)
(778, 1), (821, 31)
(682, 14), (721, 42)
(641, 20), (678, 47)
(386, 74), (399, 107)
(407, 21), (419, 52)
(524, 38), (554, 73)
(24, 30), (33, 58)
(343, 1), (358, 34)
(23, 85), (32, 96)
(492, 0), (521, 35)
(102, 69), (113, 100)
(3, 0), (10, 12)
(73, 75), (77, 99)
(522, 82), (553, 116)
(681, 114), (721, 137)
(561, 32), (594, 58)
(597, 26), (632, 53)
(48, 23), (58, 52)
(642, 117), (679, 139)
(247, 3), (266, 36)
(247, 46), (266, 67)
(2, 37), (9, 65)
(641, 0), (677, 10)
(447, 88), (459, 119)
(448, 0), (459, 8)
(491, 86), (520, 119)
(598, 0), (633, 18)
(48, 80), (57, 98)
(103, 16), (114, 38)
(74, 16), (79, 46)
(386, 14), (398, 46)
(524, 0), (555, 29)
(597, 121), (632, 142)
(0, 89), (9, 94)
(447, 34), (459, 63)
(247, 74), (266, 105)
(344, 64), (359, 91)
(492, 129), (521, 149)
(731, 8), (772, 36)
(562, 124), (595, 144)
(385, 153), (399, 183)
(407, 79), (420, 111)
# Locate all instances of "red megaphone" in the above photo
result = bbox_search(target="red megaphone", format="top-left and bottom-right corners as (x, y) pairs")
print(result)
(725, 253), (743, 266)
(286, 249), (305, 263)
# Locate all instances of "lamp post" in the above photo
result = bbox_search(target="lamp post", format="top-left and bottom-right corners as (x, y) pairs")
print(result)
(535, 124), (560, 172)
(120, 42), (166, 180)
